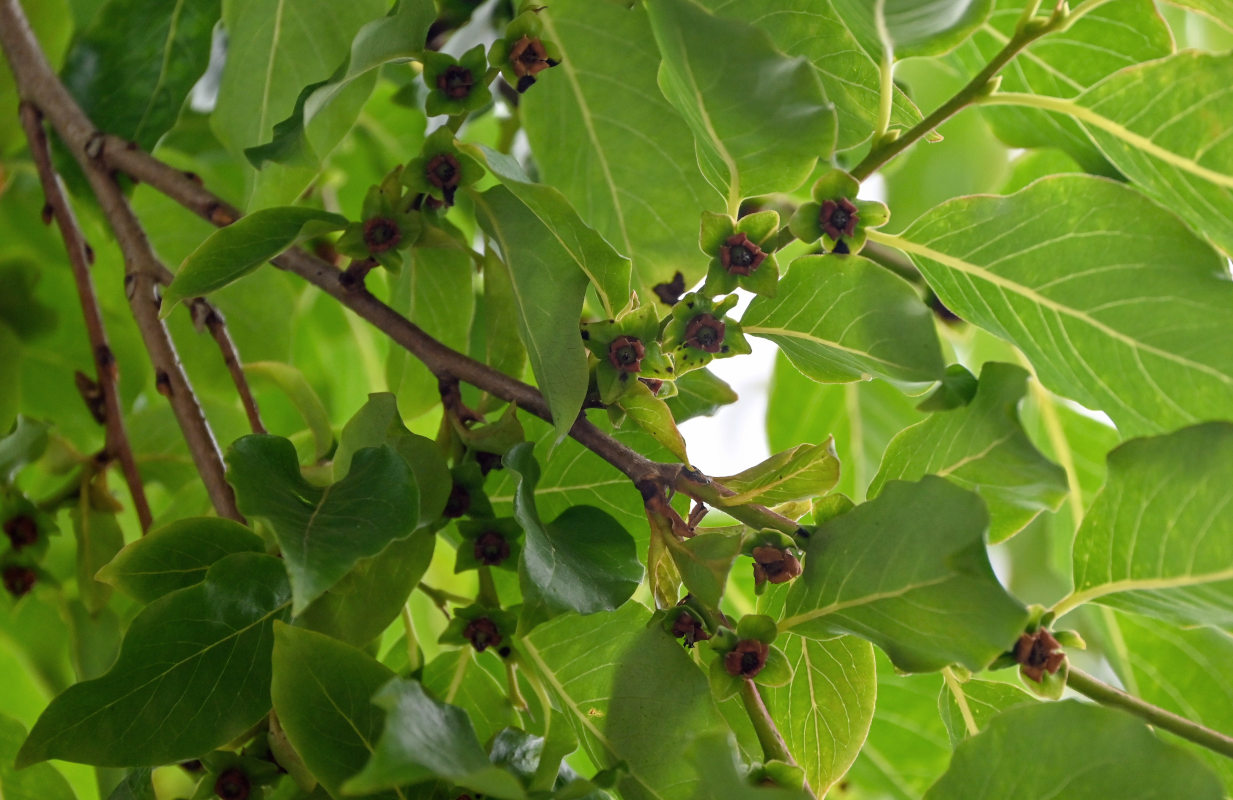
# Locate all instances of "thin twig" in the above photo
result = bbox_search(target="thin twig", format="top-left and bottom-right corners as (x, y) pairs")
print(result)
(739, 678), (814, 796)
(1067, 666), (1233, 761)
(0, 0), (242, 522)
(17, 103), (153, 532)
(189, 300), (266, 434)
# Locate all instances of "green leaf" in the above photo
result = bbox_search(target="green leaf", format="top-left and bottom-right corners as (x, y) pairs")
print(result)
(744, 255), (946, 384)
(296, 531), (434, 647)
(473, 186), (590, 441)
(480, 148), (632, 318)
(226, 434), (418, 613)
(105, 768), (155, 800)
(18, 552), (290, 767)
(646, 0), (836, 210)
(70, 505), (125, 615)
(763, 635), (876, 796)
(783, 477), (1027, 672)
(886, 175), (1233, 436)
(97, 517), (263, 603)
(334, 392), (451, 527)
(522, 604), (727, 800)
(870, 362), (1067, 543)
(271, 623), (399, 800)
(0, 0), (71, 153)
(923, 701), (1224, 799)
(951, 0), (1172, 173)
(768, 355), (924, 502)
(522, 0), (724, 291)
(420, 650), (516, 747)
(245, 361), (334, 461)
(937, 676), (1036, 744)
(61, 0), (220, 151)
(714, 440), (840, 508)
(663, 529), (743, 609)
(689, 732), (810, 800)
(164, 207), (348, 311)
(873, 0), (993, 58)
(1162, 0), (1233, 30)
(1109, 610), (1233, 793)
(615, 381), (689, 464)
(665, 369), (738, 422)
(1065, 422), (1233, 627)
(698, 0), (923, 151)
(0, 416), (48, 484)
(505, 442), (641, 616)
(991, 51), (1233, 256)
(245, 0), (435, 167)
(344, 679), (526, 798)
(0, 714), (74, 800)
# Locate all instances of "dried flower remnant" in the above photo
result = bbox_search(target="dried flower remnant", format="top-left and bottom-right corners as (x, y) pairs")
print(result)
(720, 232), (766, 276)
(751, 546), (802, 588)
(683, 313), (725, 353)
(214, 768), (251, 800)
(3, 515), (38, 549)
(724, 639), (769, 678)
(464, 617), (503, 652)
(437, 65), (475, 99)
(608, 335), (646, 373)
(820, 197), (858, 241)
(361, 217), (401, 253)
(3, 566), (36, 597)
(1014, 628), (1065, 682)
(473, 530), (511, 566)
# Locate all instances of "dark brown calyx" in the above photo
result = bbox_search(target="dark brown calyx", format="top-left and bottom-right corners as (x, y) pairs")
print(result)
(474, 530), (511, 566)
(437, 65), (475, 99)
(671, 610), (711, 647)
(653, 271), (686, 305)
(509, 36), (553, 78)
(751, 546), (802, 587)
(443, 482), (471, 518)
(639, 377), (664, 395)
(426, 153), (463, 204)
(724, 639), (769, 678)
(1013, 629), (1065, 682)
(820, 198), (858, 240)
(720, 232), (766, 276)
(2, 566), (36, 597)
(683, 314), (725, 353)
(607, 335), (645, 373)
(464, 617), (502, 652)
(362, 217), (401, 253)
(214, 768), (250, 800)
(4, 515), (38, 550)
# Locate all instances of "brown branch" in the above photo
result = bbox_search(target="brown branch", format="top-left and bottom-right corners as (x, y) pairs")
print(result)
(189, 300), (266, 434)
(18, 102), (153, 533)
(0, 0), (242, 522)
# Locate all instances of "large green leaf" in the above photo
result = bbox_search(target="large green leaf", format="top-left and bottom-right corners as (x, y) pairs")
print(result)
(743, 255), (946, 384)
(937, 676), (1036, 744)
(923, 701), (1224, 799)
(271, 624), (400, 800)
(473, 186), (590, 441)
(989, 51), (1233, 255)
(505, 443), (641, 616)
(646, 0), (836, 210)
(1063, 422), (1233, 627)
(18, 553), (290, 767)
(344, 679), (525, 799)
(163, 207), (347, 310)
(763, 635), (876, 796)
(97, 517), (263, 603)
(714, 440), (841, 508)
(870, 362), (1067, 543)
(872, 0), (993, 58)
(699, 0), (922, 151)
(246, 0), (435, 167)
(782, 477), (1027, 672)
(768, 355), (924, 502)
(226, 435), (418, 613)
(1110, 610), (1233, 793)
(951, 0), (1172, 173)
(0, 714), (74, 800)
(884, 175), (1233, 436)
(522, 0), (723, 291)
(480, 148), (631, 318)
(61, 0), (220, 151)
(1163, 0), (1233, 30)
(420, 650), (516, 748)
(521, 604), (726, 800)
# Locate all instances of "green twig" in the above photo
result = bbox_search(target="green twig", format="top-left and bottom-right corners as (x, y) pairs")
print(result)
(1067, 666), (1233, 760)
(849, 2), (1070, 182)
(739, 679), (815, 796)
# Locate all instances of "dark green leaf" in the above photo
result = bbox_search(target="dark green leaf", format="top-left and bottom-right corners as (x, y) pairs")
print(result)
(420, 650), (516, 748)
(226, 434), (418, 613)
(473, 186), (590, 441)
(647, 0), (836, 208)
(106, 768), (155, 800)
(1064, 422), (1233, 627)
(345, 679), (526, 798)
(689, 733), (809, 800)
(745, 255), (945, 384)
(923, 701), (1224, 799)
(522, 0), (724, 291)
(870, 362), (1068, 543)
(164, 207), (348, 310)
(97, 517), (263, 603)
(783, 477), (1027, 672)
(271, 623), (399, 800)
(522, 604), (726, 800)
(19, 553), (290, 767)
(505, 442), (641, 616)
(888, 175), (1233, 436)
(61, 0), (220, 151)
